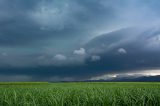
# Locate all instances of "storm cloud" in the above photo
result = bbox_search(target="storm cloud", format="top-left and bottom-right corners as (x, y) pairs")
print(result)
(0, 0), (160, 81)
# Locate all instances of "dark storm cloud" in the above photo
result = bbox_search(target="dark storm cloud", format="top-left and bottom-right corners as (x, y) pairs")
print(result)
(0, 0), (44, 46)
(0, 0), (117, 47)
(1, 0), (160, 81)
(83, 27), (160, 77)
(1, 26), (160, 81)
(0, 0), (159, 46)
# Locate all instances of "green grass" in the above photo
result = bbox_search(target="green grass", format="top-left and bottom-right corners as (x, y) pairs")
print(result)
(0, 82), (159, 106)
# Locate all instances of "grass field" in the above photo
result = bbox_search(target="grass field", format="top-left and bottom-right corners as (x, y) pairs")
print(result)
(0, 82), (159, 106)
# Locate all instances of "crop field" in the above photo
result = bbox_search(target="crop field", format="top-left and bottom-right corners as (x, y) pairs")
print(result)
(0, 82), (159, 106)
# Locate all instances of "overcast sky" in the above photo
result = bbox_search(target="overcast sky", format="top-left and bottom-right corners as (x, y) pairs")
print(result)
(0, 0), (160, 81)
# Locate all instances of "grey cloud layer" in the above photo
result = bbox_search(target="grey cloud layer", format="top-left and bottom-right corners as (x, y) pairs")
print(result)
(1, 27), (160, 81)
(1, 0), (159, 47)
(0, 0), (160, 81)
(0, 0), (113, 46)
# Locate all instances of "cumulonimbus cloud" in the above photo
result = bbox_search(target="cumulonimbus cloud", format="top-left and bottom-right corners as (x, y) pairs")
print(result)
(0, 0), (160, 81)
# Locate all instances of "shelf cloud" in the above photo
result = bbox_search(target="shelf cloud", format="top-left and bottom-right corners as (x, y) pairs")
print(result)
(0, 0), (160, 81)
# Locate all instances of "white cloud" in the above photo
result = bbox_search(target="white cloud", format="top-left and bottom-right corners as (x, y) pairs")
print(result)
(73, 48), (86, 55)
(90, 74), (118, 80)
(90, 69), (160, 80)
(91, 55), (101, 62)
(117, 48), (127, 54)
(54, 54), (67, 61)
